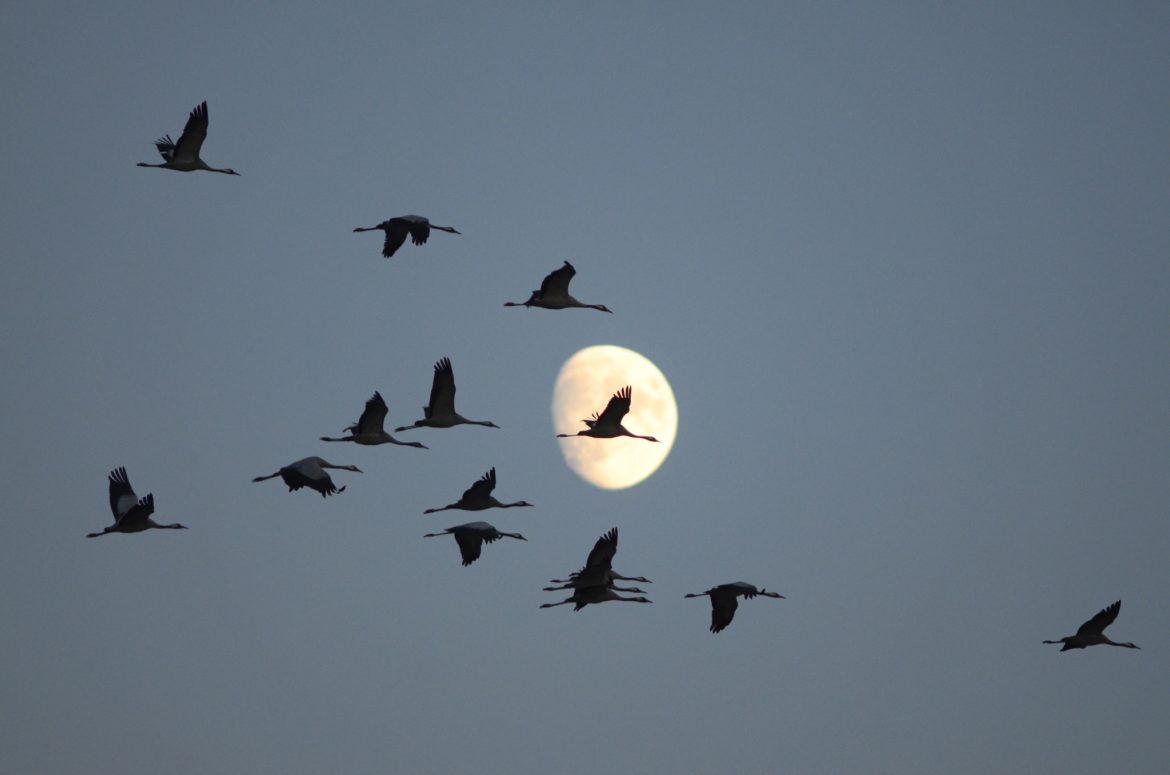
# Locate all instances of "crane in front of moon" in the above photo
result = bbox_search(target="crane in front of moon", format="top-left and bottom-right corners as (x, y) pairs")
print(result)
(423, 467), (534, 514)
(556, 386), (659, 442)
(394, 357), (500, 432)
(423, 521), (527, 566)
(319, 391), (428, 449)
(685, 582), (785, 634)
(352, 215), (461, 258)
(504, 261), (612, 312)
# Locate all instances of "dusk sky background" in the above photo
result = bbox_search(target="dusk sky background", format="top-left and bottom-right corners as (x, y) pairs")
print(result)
(2, 3), (1169, 773)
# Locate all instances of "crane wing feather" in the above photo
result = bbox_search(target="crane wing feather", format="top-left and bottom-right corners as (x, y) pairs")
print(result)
(583, 527), (619, 570)
(379, 220), (410, 257)
(357, 391), (389, 434)
(116, 493), (155, 530)
(596, 386), (632, 426)
(108, 467), (139, 519)
(461, 468), (496, 503)
(453, 531), (483, 565)
(428, 357), (456, 414)
(171, 101), (209, 163)
(540, 261), (576, 297)
(708, 589), (739, 633)
(1077, 601), (1121, 636)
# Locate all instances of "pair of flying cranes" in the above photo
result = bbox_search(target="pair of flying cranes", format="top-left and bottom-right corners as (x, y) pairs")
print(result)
(108, 102), (1144, 644)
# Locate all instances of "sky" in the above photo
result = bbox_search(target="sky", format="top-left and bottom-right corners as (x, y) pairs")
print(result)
(2, 2), (1168, 773)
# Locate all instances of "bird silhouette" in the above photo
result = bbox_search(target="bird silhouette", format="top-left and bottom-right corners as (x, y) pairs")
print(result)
(423, 521), (526, 566)
(252, 456), (361, 497)
(135, 101), (239, 174)
(424, 467), (533, 514)
(540, 586), (653, 611)
(542, 527), (653, 606)
(556, 386), (658, 442)
(87, 467), (187, 537)
(353, 215), (460, 258)
(395, 357), (500, 432)
(685, 582), (785, 633)
(320, 392), (427, 449)
(1043, 600), (1140, 651)
(505, 261), (612, 312)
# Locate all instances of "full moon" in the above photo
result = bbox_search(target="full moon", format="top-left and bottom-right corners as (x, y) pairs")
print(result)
(551, 345), (678, 490)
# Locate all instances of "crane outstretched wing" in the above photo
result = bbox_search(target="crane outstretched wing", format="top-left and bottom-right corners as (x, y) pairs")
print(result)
(595, 386), (633, 426)
(461, 468), (497, 503)
(108, 467), (139, 519)
(356, 391), (389, 434)
(171, 101), (209, 164)
(426, 357), (456, 416)
(1076, 601), (1121, 636)
(539, 261), (576, 297)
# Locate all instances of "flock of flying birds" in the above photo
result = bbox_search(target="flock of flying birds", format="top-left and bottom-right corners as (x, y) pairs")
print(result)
(95, 101), (1141, 644)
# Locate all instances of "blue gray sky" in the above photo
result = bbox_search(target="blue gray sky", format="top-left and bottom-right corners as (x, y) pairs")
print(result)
(2, 3), (1168, 773)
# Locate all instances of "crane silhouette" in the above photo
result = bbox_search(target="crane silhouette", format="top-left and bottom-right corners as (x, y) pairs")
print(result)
(556, 386), (659, 442)
(135, 101), (239, 174)
(353, 215), (460, 258)
(550, 527), (651, 587)
(540, 586), (653, 611)
(543, 568), (648, 594)
(395, 357), (500, 432)
(1043, 600), (1140, 651)
(320, 392), (427, 449)
(685, 582), (785, 633)
(87, 467), (187, 537)
(504, 261), (612, 312)
(542, 527), (653, 607)
(424, 467), (533, 514)
(252, 456), (361, 497)
(423, 521), (526, 566)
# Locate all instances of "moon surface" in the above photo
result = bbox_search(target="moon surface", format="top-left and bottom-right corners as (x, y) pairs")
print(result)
(551, 345), (678, 490)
